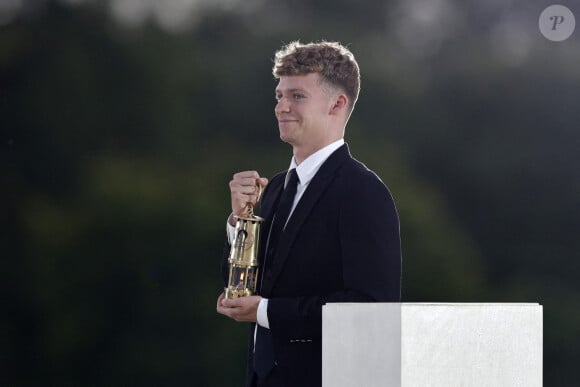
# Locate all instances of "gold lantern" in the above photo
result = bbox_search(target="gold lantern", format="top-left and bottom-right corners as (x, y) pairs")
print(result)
(224, 186), (264, 299)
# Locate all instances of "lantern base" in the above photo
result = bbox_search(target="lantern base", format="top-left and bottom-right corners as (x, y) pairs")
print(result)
(224, 286), (254, 299)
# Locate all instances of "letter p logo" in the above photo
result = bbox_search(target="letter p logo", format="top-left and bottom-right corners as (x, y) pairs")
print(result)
(540, 5), (575, 42)
(550, 15), (566, 30)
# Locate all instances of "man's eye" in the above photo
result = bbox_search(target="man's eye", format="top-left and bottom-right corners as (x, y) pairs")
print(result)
(293, 94), (305, 100)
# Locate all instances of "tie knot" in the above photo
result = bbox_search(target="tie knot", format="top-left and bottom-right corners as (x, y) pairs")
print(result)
(286, 168), (299, 188)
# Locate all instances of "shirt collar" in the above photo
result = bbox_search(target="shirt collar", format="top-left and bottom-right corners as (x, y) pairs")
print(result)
(287, 139), (345, 187)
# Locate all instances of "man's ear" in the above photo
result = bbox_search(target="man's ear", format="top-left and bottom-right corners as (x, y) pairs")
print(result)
(330, 94), (348, 115)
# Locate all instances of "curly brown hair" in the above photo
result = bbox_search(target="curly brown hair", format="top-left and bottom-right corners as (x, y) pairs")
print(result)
(272, 41), (360, 113)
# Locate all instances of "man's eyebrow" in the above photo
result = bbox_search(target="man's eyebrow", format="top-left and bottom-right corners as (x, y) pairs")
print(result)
(275, 88), (307, 94)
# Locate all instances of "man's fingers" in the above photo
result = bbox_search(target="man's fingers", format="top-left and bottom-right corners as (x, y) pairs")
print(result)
(220, 298), (233, 308)
(216, 292), (226, 311)
(231, 172), (264, 190)
(233, 170), (260, 178)
(233, 183), (260, 195)
(232, 171), (260, 182)
(216, 295), (260, 323)
(217, 298), (241, 321)
(230, 171), (265, 216)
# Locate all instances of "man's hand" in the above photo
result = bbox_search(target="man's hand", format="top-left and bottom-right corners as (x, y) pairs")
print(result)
(216, 292), (262, 323)
(229, 171), (268, 226)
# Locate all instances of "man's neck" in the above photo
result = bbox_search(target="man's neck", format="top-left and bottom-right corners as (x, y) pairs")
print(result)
(292, 136), (344, 165)
(293, 147), (316, 165)
(292, 138), (344, 166)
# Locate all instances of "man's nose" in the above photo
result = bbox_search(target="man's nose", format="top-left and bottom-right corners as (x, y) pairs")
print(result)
(275, 98), (291, 115)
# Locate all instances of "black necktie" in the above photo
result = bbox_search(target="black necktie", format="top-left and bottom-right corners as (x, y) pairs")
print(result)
(254, 168), (299, 380)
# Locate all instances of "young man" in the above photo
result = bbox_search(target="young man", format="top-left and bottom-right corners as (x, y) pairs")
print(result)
(217, 41), (402, 387)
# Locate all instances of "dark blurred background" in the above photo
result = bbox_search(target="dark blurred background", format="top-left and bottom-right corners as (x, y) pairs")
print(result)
(2, 0), (579, 385)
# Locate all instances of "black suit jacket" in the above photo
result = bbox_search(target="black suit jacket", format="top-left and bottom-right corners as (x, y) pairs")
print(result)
(222, 144), (401, 387)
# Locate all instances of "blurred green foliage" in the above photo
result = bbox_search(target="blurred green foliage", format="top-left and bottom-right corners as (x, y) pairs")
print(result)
(2, 1), (579, 385)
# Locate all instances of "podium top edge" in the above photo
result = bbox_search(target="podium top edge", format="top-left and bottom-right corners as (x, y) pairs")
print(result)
(323, 302), (542, 307)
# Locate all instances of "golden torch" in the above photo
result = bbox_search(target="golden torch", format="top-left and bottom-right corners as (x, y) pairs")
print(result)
(224, 185), (264, 299)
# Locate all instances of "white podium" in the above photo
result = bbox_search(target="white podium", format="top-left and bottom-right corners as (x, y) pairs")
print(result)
(322, 303), (542, 387)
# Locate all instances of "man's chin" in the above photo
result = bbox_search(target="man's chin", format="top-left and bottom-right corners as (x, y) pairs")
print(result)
(278, 129), (292, 143)
(280, 132), (299, 146)
(279, 135), (292, 145)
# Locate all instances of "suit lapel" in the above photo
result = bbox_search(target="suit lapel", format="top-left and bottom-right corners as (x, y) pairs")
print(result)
(257, 173), (285, 274)
(263, 144), (351, 293)
(259, 175), (284, 224)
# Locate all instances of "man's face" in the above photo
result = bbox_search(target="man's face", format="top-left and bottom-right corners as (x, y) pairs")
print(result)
(274, 73), (336, 150)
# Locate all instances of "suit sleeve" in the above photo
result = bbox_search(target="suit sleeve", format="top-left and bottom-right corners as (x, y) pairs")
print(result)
(339, 170), (402, 302)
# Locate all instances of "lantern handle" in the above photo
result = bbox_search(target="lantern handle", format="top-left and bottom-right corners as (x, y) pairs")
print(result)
(246, 181), (262, 217)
